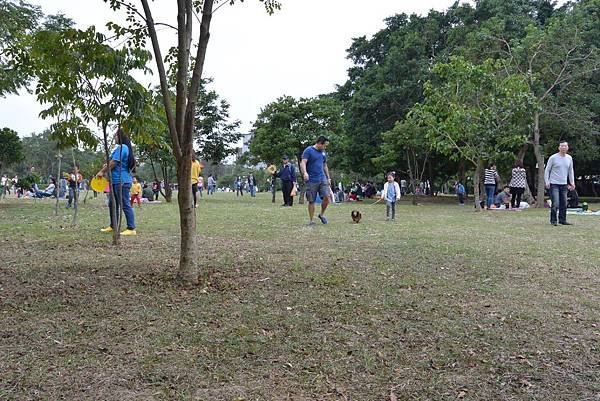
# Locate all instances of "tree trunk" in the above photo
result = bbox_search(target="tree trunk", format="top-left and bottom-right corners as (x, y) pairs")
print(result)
(474, 159), (483, 211)
(175, 156), (198, 286)
(71, 149), (79, 227)
(54, 152), (62, 215)
(532, 111), (546, 208)
(162, 166), (173, 202)
(102, 125), (119, 245)
(296, 153), (305, 204)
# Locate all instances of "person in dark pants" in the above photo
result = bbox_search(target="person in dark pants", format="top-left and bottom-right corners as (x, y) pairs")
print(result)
(276, 155), (296, 207)
(545, 140), (575, 226)
(509, 161), (527, 209)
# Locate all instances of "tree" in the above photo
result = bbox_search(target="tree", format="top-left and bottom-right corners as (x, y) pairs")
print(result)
(0, 127), (24, 175)
(477, 0), (600, 205)
(413, 56), (535, 210)
(194, 81), (241, 165)
(248, 95), (344, 202)
(27, 25), (151, 232)
(249, 95), (344, 166)
(373, 118), (434, 205)
(0, 0), (41, 96)
(103, 0), (280, 285)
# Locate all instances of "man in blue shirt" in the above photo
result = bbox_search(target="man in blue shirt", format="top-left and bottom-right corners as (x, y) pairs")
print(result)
(300, 136), (331, 226)
(275, 155), (296, 206)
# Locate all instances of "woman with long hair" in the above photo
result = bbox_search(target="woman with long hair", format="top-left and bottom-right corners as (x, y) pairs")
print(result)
(96, 127), (137, 235)
(483, 163), (500, 210)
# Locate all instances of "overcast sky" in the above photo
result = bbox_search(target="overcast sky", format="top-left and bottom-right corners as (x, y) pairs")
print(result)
(0, 0), (467, 138)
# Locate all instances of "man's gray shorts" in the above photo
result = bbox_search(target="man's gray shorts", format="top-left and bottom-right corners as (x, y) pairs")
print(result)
(306, 180), (330, 203)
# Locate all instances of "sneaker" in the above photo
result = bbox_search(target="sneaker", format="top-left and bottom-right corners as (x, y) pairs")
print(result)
(308, 221), (316, 227)
(317, 214), (328, 224)
(550, 222), (557, 226)
(385, 217), (390, 222)
(559, 222), (572, 225)
(100, 227), (113, 233)
(121, 229), (137, 236)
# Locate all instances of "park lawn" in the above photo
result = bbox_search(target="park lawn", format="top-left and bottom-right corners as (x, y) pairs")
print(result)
(1, 193), (599, 401)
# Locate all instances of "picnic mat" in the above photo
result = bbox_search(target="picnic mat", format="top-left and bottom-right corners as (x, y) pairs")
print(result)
(567, 210), (600, 216)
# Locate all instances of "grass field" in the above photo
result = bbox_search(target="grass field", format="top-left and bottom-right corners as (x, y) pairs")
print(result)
(1, 193), (599, 400)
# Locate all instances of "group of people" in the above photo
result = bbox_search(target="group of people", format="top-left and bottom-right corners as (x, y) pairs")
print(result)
(453, 140), (577, 225)
(2, 130), (581, 233)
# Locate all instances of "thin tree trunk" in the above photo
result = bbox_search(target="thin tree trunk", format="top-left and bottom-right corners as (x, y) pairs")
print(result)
(54, 152), (62, 216)
(71, 149), (79, 226)
(296, 153), (305, 204)
(532, 111), (546, 208)
(102, 125), (119, 245)
(474, 159), (483, 211)
(176, 157), (197, 285)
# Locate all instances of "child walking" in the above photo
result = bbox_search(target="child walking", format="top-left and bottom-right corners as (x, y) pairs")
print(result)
(130, 176), (142, 207)
(381, 173), (401, 221)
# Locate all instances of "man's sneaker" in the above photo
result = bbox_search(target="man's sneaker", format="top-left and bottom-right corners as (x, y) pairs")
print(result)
(559, 222), (572, 225)
(551, 222), (558, 226)
(318, 214), (328, 224)
(385, 217), (390, 222)
(121, 229), (137, 236)
(100, 227), (113, 233)
(308, 221), (316, 227)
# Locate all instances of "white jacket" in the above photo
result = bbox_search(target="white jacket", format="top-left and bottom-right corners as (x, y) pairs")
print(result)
(381, 181), (401, 201)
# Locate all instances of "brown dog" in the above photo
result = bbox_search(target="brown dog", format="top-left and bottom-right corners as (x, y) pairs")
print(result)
(351, 210), (362, 223)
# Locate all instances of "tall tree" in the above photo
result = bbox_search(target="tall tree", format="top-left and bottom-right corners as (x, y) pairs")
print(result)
(413, 56), (535, 210)
(0, 0), (41, 96)
(104, 0), (280, 285)
(0, 127), (24, 174)
(194, 81), (241, 165)
(476, 0), (600, 205)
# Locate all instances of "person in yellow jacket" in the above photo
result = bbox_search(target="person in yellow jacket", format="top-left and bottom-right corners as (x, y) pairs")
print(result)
(191, 152), (203, 208)
(130, 176), (142, 207)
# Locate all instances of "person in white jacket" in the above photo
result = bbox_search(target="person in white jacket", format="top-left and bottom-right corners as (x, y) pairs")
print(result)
(381, 173), (401, 221)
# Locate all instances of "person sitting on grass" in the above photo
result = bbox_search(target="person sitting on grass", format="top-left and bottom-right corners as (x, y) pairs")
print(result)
(142, 183), (154, 201)
(494, 186), (511, 209)
(35, 179), (57, 198)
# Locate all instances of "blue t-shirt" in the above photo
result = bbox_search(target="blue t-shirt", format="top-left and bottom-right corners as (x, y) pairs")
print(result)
(386, 184), (396, 202)
(456, 184), (465, 194)
(111, 144), (132, 184)
(302, 146), (327, 183)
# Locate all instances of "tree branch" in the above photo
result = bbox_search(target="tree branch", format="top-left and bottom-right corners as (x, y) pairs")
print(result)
(140, 0), (182, 159)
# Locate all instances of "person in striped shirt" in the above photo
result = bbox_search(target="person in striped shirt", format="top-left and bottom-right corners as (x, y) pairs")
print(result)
(509, 161), (527, 209)
(483, 163), (500, 210)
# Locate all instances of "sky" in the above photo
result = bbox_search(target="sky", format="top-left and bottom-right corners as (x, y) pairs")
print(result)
(0, 0), (467, 138)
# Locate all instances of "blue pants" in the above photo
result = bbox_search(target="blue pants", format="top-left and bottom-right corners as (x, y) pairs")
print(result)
(550, 184), (568, 224)
(484, 184), (496, 208)
(109, 183), (135, 230)
(250, 185), (256, 197)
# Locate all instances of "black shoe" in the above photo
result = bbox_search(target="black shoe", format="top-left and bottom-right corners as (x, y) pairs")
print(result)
(559, 222), (572, 225)
(551, 222), (557, 226)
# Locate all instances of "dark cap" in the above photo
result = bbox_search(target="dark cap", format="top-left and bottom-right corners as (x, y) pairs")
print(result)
(282, 155), (289, 160)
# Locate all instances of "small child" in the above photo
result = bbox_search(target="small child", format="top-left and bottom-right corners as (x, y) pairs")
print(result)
(381, 173), (401, 221)
(130, 176), (142, 207)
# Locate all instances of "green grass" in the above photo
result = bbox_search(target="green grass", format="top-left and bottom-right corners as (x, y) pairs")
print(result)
(1, 193), (600, 400)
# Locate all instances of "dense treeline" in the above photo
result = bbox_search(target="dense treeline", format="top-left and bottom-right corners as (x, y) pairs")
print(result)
(248, 0), (600, 200)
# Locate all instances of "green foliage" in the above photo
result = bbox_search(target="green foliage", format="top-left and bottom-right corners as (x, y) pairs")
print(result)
(413, 56), (535, 165)
(0, 0), (41, 96)
(248, 95), (344, 165)
(27, 25), (152, 149)
(194, 80), (241, 165)
(0, 127), (24, 171)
